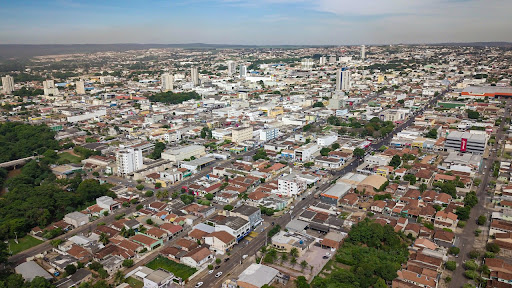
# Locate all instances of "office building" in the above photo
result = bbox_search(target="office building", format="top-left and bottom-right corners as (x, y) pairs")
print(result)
(317, 134), (338, 147)
(43, 79), (59, 96)
(1, 75), (14, 94)
(231, 126), (253, 143)
(336, 68), (351, 91)
(301, 58), (314, 69)
(227, 61), (236, 76)
(260, 128), (279, 142)
(329, 55), (337, 64)
(319, 56), (327, 65)
(161, 73), (174, 92)
(161, 145), (206, 162)
(99, 76), (115, 84)
(239, 64), (247, 78)
(116, 147), (143, 176)
(444, 131), (487, 155)
(361, 45), (366, 60)
(191, 67), (199, 86)
(277, 173), (307, 197)
(76, 80), (85, 95)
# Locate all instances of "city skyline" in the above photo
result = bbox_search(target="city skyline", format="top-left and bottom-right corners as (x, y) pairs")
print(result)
(1, 0), (512, 45)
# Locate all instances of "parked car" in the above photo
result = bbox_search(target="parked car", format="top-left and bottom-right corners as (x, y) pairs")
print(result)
(215, 272), (223, 278)
(195, 282), (203, 288)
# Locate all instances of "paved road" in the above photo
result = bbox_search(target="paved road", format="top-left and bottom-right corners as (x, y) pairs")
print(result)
(449, 101), (510, 288)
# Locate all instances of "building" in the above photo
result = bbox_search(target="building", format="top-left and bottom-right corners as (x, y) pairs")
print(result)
(191, 67), (199, 86)
(237, 264), (280, 288)
(43, 79), (59, 96)
(319, 56), (327, 65)
(64, 211), (89, 228)
(181, 247), (213, 268)
(203, 231), (236, 255)
(231, 126), (253, 143)
(294, 143), (319, 162)
(231, 205), (263, 229)
(320, 182), (352, 206)
(336, 68), (350, 91)
(161, 145), (206, 162)
(259, 128), (279, 142)
(361, 45), (366, 60)
(116, 147), (143, 176)
(271, 231), (315, 256)
(444, 131), (487, 154)
(227, 61), (236, 76)
(1, 75), (14, 94)
(76, 80), (85, 95)
(15, 261), (53, 282)
(180, 157), (215, 173)
(96, 196), (121, 212)
(161, 73), (174, 92)
(277, 173), (307, 197)
(209, 215), (251, 242)
(317, 134), (338, 147)
(301, 58), (314, 69)
(143, 269), (174, 288)
(239, 64), (247, 78)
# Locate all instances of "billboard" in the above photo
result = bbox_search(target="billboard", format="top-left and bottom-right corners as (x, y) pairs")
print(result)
(460, 138), (467, 152)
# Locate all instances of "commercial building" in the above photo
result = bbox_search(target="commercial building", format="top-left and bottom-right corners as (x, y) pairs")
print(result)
(116, 147), (143, 176)
(231, 126), (253, 143)
(161, 145), (206, 162)
(271, 231), (315, 257)
(15, 261), (53, 282)
(239, 64), (247, 78)
(67, 109), (107, 123)
(336, 68), (351, 91)
(317, 133), (338, 147)
(294, 143), (319, 162)
(259, 128), (279, 142)
(230, 205), (263, 229)
(209, 215), (251, 242)
(43, 79), (59, 96)
(227, 61), (236, 76)
(237, 264), (280, 288)
(64, 211), (89, 228)
(444, 131), (487, 154)
(301, 58), (314, 69)
(179, 157), (215, 173)
(320, 182), (352, 206)
(277, 173), (307, 197)
(361, 45), (366, 60)
(1, 75), (14, 94)
(461, 86), (512, 98)
(191, 67), (199, 86)
(161, 73), (174, 92)
(75, 80), (86, 95)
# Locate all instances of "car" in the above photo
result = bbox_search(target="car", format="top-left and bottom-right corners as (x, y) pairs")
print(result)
(215, 265), (221, 270)
(242, 254), (248, 260)
(208, 270), (214, 274)
(215, 272), (223, 278)
(326, 252), (332, 257)
(195, 282), (204, 287)
(322, 255), (329, 259)
(224, 257), (230, 262)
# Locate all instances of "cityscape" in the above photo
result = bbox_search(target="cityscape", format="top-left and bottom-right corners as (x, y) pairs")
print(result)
(1, 1), (512, 288)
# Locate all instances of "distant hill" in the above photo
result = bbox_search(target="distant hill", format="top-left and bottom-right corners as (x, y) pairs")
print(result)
(431, 42), (512, 47)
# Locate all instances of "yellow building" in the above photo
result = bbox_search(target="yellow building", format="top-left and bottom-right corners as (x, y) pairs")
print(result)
(412, 137), (426, 149)
(259, 106), (283, 118)
(231, 127), (253, 143)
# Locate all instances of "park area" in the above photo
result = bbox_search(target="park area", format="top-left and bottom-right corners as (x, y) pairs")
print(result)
(8, 235), (43, 255)
(146, 256), (197, 280)
(57, 152), (82, 164)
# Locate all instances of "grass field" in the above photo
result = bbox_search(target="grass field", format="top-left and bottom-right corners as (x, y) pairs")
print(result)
(146, 256), (197, 280)
(125, 277), (143, 288)
(57, 152), (82, 164)
(8, 235), (44, 255)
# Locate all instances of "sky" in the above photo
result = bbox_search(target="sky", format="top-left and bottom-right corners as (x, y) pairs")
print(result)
(1, 0), (511, 45)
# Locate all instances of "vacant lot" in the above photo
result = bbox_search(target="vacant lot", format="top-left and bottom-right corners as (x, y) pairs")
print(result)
(146, 256), (197, 280)
(57, 152), (82, 164)
(8, 235), (43, 255)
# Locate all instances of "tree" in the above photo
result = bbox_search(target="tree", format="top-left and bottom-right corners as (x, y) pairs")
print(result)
(390, 155), (401, 168)
(445, 261), (456, 271)
(99, 232), (109, 245)
(456, 206), (471, 221)
(146, 219), (154, 225)
(145, 190), (154, 197)
(403, 174), (416, 185)
(216, 258), (221, 264)
(379, 145), (387, 152)
(180, 194), (194, 205)
(136, 184), (144, 191)
(487, 243), (500, 253)
(253, 149), (268, 161)
(448, 246), (460, 256)
(205, 193), (214, 200)
(466, 109), (480, 119)
(353, 148), (365, 158)
(465, 260), (478, 270)
(320, 147), (331, 156)
(155, 182), (162, 189)
(300, 260), (308, 271)
(425, 129), (438, 139)
(477, 215), (487, 225)
(312, 102), (324, 108)
(122, 259), (134, 268)
(290, 247), (299, 258)
(331, 143), (340, 150)
(280, 253), (288, 263)
(469, 250), (480, 259)
(114, 271), (124, 285)
(295, 276), (310, 288)
(223, 205), (234, 211)
(65, 264), (77, 275)
(419, 183), (427, 192)
(464, 191), (478, 208)
(290, 256), (297, 267)
(156, 189), (168, 200)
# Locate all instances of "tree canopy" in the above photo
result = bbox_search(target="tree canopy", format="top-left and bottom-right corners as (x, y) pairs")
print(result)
(149, 91), (201, 104)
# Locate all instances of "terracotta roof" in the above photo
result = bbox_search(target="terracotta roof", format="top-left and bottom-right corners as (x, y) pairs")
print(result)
(130, 234), (158, 247)
(160, 223), (182, 234)
(184, 247), (212, 263)
(206, 231), (235, 244)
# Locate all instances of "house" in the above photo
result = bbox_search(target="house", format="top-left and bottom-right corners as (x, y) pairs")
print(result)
(203, 231), (236, 255)
(54, 269), (92, 288)
(143, 269), (175, 288)
(340, 193), (359, 208)
(180, 247), (213, 268)
(63, 212), (89, 228)
(433, 229), (455, 245)
(130, 234), (163, 250)
(434, 211), (458, 230)
(271, 231), (315, 257)
(96, 196), (121, 212)
(159, 223), (183, 240)
(371, 200), (387, 214)
(230, 205), (263, 229)
(393, 269), (437, 288)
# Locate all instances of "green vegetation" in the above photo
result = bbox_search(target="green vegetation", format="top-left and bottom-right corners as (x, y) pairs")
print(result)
(403, 174), (416, 185)
(313, 102), (324, 108)
(149, 142), (166, 159)
(477, 215), (487, 225)
(124, 277), (144, 288)
(486, 243), (500, 253)
(312, 219), (409, 288)
(146, 255), (197, 280)
(0, 123), (59, 163)
(353, 148), (365, 158)
(466, 109), (480, 119)
(223, 205), (234, 211)
(389, 155), (401, 168)
(445, 261), (457, 271)
(425, 129), (438, 139)
(57, 152), (82, 164)
(7, 235), (43, 255)
(320, 147), (331, 156)
(253, 148), (268, 161)
(268, 225), (281, 238)
(149, 91), (201, 104)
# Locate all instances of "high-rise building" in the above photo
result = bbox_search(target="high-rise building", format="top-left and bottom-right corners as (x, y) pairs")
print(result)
(319, 56), (327, 66)
(336, 68), (351, 91)
(301, 58), (314, 69)
(161, 73), (174, 92)
(361, 45), (366, 60)
(227, 61), (236, 76)
(191, 67), (199, 86)
(76, 80), (85, 95)
(1, 75), (14, 94)
(239, 64), (247, 78)
(329, 55), (337, 64)
(43, 80), (59, 96)
(116, 147), (143, 176)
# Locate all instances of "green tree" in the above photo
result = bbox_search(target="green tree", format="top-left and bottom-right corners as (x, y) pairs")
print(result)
(136, 184), (144, 191)
(425, 129), (438, 139)
(477, 215), (487, 225)
(331, 143), (340, 150)
(320, 147), (331, 156)
(145, 190), (154, 197)
(300, 260), (308, 271)
(205, 193), (214, 200)
(445, 261), (456, 271)
(312, 102), (324, 108)
(223, 205), (234, 211)
(486, 243), (500, 253)
(99, 232), (109, 245)
(122, 259), (134, 267)
(390, 155), (401, 168)
(294, 276), (310, 288)
(290, 247), (299, 258)
(353, 148), (365, 158)
(65, 264), (77, 275)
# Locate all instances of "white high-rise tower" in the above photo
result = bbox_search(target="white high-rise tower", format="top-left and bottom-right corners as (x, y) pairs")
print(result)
(336, 68), (351, 91)
(239, 64), (247, 78)
(191, 67), (199, 86)
(76, 80), (85, 94)
(361, 45), (366, 60)
(161, 73), (174, 92)
(1, 75), (14, 94)
(227, 61), (236, 76)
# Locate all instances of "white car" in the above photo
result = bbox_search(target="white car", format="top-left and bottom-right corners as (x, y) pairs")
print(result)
(215, 272), (223, 278)
(195, 282), (204, 288)
(326, 252), (332, 257)
(208, 270), (214, 274)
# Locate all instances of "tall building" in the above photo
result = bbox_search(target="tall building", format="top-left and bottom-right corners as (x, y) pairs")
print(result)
(116, 147), (143, 176)
(239, 64), (247, 78)
(161, 73), (174, 92)
(301, 58), (314, 69)
(227, 61), (236, 76)
(43, 80), (59, 96)
(336, 68), (351, 91)
(190, 67), (199, 86)
(76, 80), (85, 95)
(1, 75), (14, 94)
(319, 56), (327, 65)
(361, 45), (366, 60)
(329, 55), (337, 64)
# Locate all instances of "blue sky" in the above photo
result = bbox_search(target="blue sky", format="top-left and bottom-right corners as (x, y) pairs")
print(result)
(1, 0), (511, 44)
